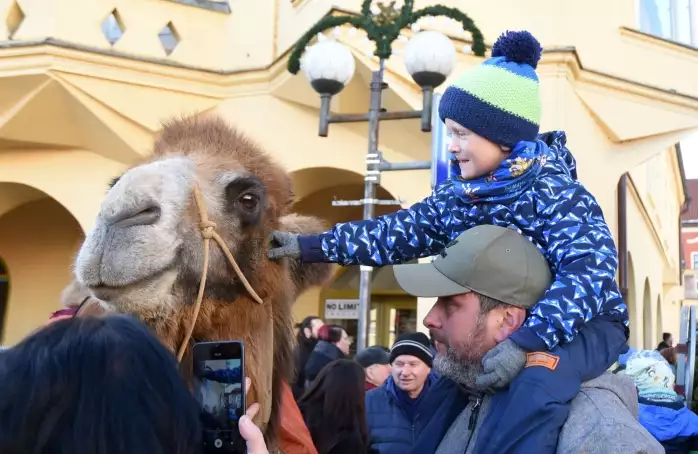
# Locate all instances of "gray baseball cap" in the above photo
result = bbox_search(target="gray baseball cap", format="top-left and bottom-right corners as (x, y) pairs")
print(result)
(393, 225), (551, 308)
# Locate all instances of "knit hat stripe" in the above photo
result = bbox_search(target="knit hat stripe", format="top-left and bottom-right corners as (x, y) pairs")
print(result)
(482, 57), (539, 82)
(451, 65), (541, 124)
(439, 87), (539, 147)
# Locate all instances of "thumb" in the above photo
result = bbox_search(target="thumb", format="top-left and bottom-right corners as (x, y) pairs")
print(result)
(239, 415), (268, 454)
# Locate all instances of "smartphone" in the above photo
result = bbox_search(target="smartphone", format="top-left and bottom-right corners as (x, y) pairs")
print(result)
(193, 341), (246, 454)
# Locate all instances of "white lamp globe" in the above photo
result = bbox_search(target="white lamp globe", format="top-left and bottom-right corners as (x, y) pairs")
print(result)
(404, 30), (456, 88)
(301, 40), (356, 95)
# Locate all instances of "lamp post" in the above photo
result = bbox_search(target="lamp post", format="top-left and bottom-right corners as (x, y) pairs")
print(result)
(288, 0), (485, 351)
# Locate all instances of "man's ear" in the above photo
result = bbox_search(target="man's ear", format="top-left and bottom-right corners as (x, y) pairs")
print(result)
(493, 306), (526, 343)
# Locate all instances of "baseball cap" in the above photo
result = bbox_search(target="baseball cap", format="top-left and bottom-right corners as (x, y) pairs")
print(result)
(393, 225), (551, 308)
(354, 346), (391, 369)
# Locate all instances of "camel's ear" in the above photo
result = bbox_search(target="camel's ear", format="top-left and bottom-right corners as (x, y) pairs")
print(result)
(278, 214), (334, 297)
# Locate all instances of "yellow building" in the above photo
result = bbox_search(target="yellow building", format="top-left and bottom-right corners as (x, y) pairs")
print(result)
(0, 0), (695, 348)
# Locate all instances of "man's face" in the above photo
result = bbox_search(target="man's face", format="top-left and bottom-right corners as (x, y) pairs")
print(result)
(423, 293), (507, 386)
(668, 335), (674, 347)
(391, 355), (431, 395)
(304, 318), (324, 339)
(366, 363), (391, 385)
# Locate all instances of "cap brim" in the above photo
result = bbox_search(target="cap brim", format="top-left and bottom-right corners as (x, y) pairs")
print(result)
(393, 262), (472, 298)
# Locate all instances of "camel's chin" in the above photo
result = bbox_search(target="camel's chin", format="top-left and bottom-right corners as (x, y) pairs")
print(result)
(87, 267), (179, 315)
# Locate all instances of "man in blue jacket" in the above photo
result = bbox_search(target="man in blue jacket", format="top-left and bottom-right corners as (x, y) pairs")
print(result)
(365, 332), (468, 454)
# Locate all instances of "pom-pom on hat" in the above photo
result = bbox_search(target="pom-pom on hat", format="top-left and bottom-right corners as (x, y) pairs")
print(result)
(439, 30), (543, 148)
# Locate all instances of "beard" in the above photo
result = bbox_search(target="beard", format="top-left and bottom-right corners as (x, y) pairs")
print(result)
(431, 319), (490, 389)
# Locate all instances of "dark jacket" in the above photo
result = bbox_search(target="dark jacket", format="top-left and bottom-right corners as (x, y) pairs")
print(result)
(293, 337), (318, 399)
(298, 131), (627, 352)
(365, 373), (468, 454)
(304, 341), (344, 385)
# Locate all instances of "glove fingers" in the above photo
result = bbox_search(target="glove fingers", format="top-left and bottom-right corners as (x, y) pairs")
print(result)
(475, 372), (500, 389)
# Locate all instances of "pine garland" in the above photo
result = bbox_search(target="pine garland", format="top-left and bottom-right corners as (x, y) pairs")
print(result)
(287, 0), (486, 75)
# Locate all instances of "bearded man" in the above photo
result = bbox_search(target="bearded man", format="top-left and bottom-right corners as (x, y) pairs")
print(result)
(393, 225), (663, 454)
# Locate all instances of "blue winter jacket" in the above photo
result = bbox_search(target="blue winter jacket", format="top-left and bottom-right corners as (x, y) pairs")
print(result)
(365, 373), (469, 454)
(639, 398), (698, 453)
(298, 131), (628, 351)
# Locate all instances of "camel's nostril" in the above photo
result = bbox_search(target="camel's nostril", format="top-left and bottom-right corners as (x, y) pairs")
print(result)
(113, 206), (162, 228)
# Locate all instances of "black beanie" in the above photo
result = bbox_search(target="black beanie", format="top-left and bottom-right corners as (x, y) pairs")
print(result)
(389, 332), (433, 368)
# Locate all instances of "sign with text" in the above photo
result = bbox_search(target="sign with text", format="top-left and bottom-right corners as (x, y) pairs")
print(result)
(324, 299), (360, 320)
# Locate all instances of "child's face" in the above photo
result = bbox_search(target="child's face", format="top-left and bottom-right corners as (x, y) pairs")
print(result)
(445, 119), (510, 179)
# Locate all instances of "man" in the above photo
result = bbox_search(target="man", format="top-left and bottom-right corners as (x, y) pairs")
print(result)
(365, 332), (468, 454)
(354, 345), (392, 390)
(393, 225), (663, 454)
(656, 332), (673, 350)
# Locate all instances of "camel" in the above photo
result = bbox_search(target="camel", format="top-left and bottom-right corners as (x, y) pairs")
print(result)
(73, 115), (333, 447)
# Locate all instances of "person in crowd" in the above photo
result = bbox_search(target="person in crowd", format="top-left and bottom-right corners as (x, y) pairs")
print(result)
(657, 332), (674, 350)
(394, 225), (663, 453)
(268, 29), (627, 453)
(659, 346), (678, 376)
(354, 346), (392, 390)
(365, 333), (468, 454)
(293, 316), (325, 399)
(0, 315), (201, 454)
(304, 324), (351, 385)
(622, 350), (698, 454)
(297, 359), (370, 454)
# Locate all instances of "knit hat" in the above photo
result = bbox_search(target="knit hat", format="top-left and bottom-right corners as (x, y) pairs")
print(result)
(622, 350), (677, 403)
(439, 30), (543, 148)
(354, 346), (391, 369)
(389, 332), (433, 368)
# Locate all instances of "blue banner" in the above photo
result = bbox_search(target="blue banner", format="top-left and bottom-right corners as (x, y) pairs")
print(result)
(430, 92), (450, 189)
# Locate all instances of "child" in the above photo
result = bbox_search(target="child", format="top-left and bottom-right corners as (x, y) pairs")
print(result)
(269, 30), (628, 452)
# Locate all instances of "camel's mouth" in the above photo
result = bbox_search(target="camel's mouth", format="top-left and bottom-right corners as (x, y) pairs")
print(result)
(87, 264), (176, 304)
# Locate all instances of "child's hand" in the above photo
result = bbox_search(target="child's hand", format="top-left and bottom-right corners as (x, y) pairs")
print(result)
(475, 339), (526, 389)
(268, 231), (301, 260)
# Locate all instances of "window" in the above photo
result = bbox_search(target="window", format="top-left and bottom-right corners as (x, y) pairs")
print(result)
(639, 0), (698, 46)
(692, 252), (698, 269)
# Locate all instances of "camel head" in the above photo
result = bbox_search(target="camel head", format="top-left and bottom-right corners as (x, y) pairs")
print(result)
(75, 115), (330, 321)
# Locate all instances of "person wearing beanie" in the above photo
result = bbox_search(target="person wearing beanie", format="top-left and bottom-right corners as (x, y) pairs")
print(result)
(363, 332), (468, 454)
(269, 29), (627, 451)
(354, 345), (392, 391)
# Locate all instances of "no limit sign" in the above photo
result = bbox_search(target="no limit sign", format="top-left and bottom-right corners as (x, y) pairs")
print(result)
(324, 299), (360, 320)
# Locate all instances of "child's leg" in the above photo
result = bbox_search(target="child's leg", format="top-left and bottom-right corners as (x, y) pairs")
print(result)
(473, 316), (627, 454)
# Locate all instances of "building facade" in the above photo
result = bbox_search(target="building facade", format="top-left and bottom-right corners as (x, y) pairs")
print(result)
(682, 179), (698, 309)
(0, 0), (695, 348)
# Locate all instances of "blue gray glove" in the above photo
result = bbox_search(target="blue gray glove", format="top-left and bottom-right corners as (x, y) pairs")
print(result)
(475, 339), (527, 390)
(267, 231), (301, 260)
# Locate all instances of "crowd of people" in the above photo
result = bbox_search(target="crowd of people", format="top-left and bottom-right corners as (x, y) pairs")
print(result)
(0, 27), (696, 454)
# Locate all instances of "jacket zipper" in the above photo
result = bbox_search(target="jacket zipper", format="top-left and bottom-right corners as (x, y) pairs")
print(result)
(463, 397), (482, 453)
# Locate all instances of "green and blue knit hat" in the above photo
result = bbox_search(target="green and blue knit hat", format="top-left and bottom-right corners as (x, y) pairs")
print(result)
(439, 30), (543, 148)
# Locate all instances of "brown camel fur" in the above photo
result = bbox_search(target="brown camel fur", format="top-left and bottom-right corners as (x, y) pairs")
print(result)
(73, 116), (332, 447)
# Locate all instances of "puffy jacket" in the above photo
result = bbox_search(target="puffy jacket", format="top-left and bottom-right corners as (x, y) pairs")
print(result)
(304, 341), (344, 385)
(638, 398), (698, 454)
(298, 131), (627, 352)
(365, 373), (468, 454)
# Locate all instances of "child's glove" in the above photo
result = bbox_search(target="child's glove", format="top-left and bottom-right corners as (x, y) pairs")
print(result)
(475, 339), (526, 390)
(267, 231), (301, 260)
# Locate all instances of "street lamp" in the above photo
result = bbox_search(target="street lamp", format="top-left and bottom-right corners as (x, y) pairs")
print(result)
(288, 0), (485, 351)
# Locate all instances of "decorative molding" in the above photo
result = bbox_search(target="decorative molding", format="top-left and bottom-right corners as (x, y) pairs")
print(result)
(164, 0), (230, 14)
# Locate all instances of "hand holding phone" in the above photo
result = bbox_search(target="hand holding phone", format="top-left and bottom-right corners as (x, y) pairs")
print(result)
(238, 378), (268, 454)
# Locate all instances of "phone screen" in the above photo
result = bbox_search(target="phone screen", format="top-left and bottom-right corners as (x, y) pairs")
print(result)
(193, 342), (246, 454)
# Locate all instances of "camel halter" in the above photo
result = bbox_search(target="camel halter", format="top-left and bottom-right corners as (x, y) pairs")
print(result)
(176, 184), (264, 362)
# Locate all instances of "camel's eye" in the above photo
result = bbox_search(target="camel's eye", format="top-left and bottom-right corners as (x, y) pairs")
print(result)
(238, 193), (259, 210)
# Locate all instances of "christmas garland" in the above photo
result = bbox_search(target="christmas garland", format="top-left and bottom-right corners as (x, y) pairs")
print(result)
(287, 0), (486, 74)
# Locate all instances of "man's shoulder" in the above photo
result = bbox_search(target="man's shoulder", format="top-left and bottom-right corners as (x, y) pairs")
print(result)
(557, 373), (663, 454)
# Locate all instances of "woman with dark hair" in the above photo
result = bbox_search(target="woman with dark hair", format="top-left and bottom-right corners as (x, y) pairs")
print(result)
(293, 315), (325, 399)
(0, 314), (201, 454)
(298, 359), (369, 454)
(304, 324), (352, 386)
